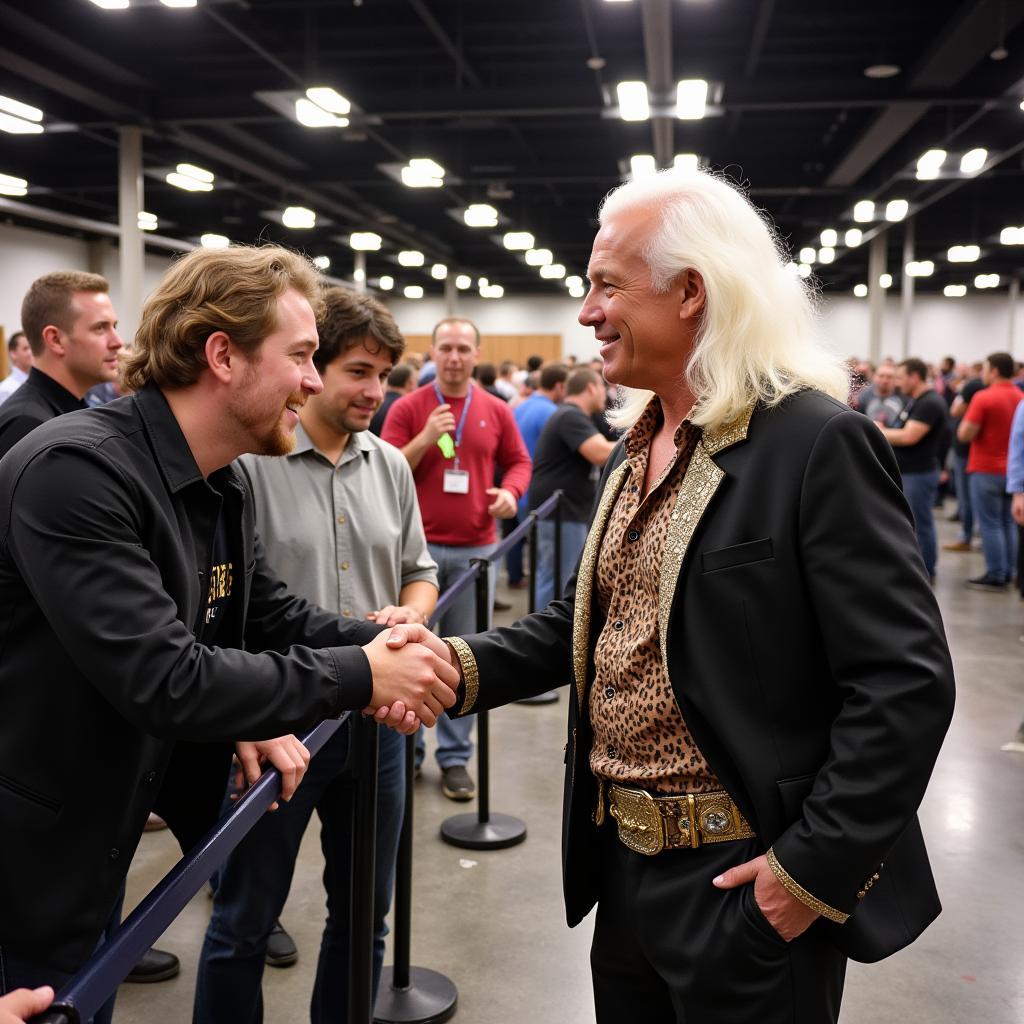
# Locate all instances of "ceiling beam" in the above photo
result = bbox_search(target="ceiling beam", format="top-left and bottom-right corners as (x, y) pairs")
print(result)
(640, 0), (673, 169)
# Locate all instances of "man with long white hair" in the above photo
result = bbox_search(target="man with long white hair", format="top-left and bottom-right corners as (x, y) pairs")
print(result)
(381, 168), (955, 1022)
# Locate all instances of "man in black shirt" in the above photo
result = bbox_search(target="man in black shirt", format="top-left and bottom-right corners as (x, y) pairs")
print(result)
(369, 361), (416, 435)
(945, 365), (985, 550)
(0, 245), (457, 1005)
(0, 271), (123, 458)
(528, 367), (616, 608)
(877, 358), (948, 580)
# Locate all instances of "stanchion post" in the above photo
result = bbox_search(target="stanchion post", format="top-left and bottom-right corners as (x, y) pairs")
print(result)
(553, 490), (563, 600)
(473, 563), (491, 825)
(527, 512), (538, 615)
(349, 716), (379, 1023)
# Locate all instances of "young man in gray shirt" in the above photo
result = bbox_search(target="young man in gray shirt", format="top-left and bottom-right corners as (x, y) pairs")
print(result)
(195, 287), (438, 1023)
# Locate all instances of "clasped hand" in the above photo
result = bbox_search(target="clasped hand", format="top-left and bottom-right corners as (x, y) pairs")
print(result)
(361, 624), (458, 735)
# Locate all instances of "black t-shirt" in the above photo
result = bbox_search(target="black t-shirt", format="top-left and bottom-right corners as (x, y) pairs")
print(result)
(200, 507), (235, 646)
(952, 377), (984, 458)
(528, 404), (600, 521)
(894, 389), (947, 475)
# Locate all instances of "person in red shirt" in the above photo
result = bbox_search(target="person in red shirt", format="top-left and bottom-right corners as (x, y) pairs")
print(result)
(957, 351), (1024, 590)
(382, 317), (531, 799)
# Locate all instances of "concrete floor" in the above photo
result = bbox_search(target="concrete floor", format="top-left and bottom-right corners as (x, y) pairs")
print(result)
(115, 511), (1024, 1023)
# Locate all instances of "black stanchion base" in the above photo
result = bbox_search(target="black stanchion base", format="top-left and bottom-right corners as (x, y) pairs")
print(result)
(439, 812), (527, 850)
(515, 690), (560, 705)
(374, 966), (458, 1024)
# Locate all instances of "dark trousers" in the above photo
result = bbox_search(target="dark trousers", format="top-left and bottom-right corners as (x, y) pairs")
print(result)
(194, 721), (405, 1024)
(502, 513), (524, 585)
(590, 830), (846, 1024)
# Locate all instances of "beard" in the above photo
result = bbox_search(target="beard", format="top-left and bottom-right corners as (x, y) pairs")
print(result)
(230, 367), (305, 456)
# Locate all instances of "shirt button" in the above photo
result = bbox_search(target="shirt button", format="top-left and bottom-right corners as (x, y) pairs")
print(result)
(109, 848), (120, 861)
(342, 608), (352, 617)
(613, 619), (624, 631)
(144, 771), (156, 784)
(339, 561), (350, 571)
(337, 515), (347, 525)
(607, 746), (618, 759)
(604, 685), (615, 699)
(627, 529), (640, 542)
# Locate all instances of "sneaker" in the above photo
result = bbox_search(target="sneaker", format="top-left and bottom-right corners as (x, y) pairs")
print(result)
(965, 574), (1008, 592)
(126, 947), (180, 983)
(441, 765), (476, 801)
(265, 920), (299, 967)
(493, 598), (512, 612)
(942, 540), (972, 552)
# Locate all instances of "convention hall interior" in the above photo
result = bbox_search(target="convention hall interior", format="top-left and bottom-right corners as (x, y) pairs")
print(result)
(0, 0), (1022, 1022)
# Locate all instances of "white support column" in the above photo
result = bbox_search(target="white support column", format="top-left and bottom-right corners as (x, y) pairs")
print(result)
(867, 231), (887, 364)
(353, 251), (367, 293)
(1009, 277), (1020, 358)
(444, 275), (456, 315)
(900, 219), (915, 361)
(118, 126), (144, 343)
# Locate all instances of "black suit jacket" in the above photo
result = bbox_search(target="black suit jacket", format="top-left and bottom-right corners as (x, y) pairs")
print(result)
(449, 390), (955, 963)
(0, 384), (382, 971)
(0, 367), (85, 458)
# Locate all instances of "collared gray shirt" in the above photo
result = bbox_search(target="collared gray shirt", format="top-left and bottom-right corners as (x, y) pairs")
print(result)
(238, 424), (437, 618)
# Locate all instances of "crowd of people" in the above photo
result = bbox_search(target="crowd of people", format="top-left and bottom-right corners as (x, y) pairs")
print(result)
(0, 165), (978, 1024)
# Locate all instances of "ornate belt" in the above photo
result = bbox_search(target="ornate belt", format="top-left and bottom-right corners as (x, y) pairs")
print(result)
(598, 780), (755, 856)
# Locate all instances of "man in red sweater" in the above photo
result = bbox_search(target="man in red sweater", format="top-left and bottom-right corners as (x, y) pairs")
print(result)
(383, 317), (531, 798)
(957, 351), (1024, 590)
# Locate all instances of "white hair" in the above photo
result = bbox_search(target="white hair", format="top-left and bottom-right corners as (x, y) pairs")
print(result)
(599, 168), (849, 433)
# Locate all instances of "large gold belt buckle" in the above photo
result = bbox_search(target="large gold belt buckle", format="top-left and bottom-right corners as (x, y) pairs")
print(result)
(609, 786), (664, 855)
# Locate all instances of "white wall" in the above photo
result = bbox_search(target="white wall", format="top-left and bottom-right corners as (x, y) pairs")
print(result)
(3, 221), (1021, 363)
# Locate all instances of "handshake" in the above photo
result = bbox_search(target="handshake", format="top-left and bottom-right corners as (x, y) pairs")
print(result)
(361, 624), (460, 735)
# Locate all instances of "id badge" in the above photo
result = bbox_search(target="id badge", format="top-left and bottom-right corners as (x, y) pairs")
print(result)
(443, 468), (470, 494)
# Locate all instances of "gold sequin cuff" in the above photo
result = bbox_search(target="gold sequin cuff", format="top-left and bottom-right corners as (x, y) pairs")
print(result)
(766, 848), (849, 924)
(444, 636), (479, 714)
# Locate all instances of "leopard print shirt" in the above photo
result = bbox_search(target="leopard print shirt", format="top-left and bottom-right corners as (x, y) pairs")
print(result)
(588, 398), (722, 795)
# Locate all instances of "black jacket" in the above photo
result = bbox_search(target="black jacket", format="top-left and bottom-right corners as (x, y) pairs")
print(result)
(0, 384), (382, 971)
(0, 367), (85, 458)
(449, 390), (955, 963)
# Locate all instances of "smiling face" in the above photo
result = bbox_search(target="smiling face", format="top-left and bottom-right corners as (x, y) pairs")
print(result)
(229, 287), (323, 456)
(578, 205), (702, 393)
(306, 338), (394, 439)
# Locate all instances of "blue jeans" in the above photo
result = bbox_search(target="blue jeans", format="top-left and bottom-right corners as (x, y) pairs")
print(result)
(902, 470), (940, 577)
(502, 514), (525, 585)
(421, 542), (496, 769)
(951, 452), (973, 541)
(969, 472), (1017, 581)
(194, 721), (405, 1024)
(535, 520), (589, 610)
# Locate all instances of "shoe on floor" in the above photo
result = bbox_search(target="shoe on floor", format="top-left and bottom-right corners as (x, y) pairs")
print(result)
(493, 598), (512, 612)
(126, 947), (180, 983)
(144, 812), (168, 832)
(441, 765), (476, 801)
(942, 540), (972, 552)
(965, 574), (1008, 592)
(266, 920), (299, 967)
(508, 579), (530, 590)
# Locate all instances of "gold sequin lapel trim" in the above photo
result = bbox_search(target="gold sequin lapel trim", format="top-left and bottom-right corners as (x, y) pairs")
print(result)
(573, 461), (630, 712)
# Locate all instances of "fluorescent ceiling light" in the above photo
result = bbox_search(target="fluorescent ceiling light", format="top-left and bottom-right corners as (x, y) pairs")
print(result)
(785, 261), (799, 274)
(398, 250), (424, 267)
(455, 274), (471, 290)
(943, 285), (966, 298)
(167, 163), (214, 192)
(568, 285), (585, 299)
(282, 205), (316, 229)
(160, 0), (197, 7)
(403, 285), (424, 299)
(818, 247), (835, 264)
(797, 263), (812, 279)
(565, 275), (583, 289)
(673, 153), (699, 173)
(480, 284), (505, 298)
(999, 226), (1024, 245)
(676, 79), (708, 120)
(960, 148), (987, 175)
(0, 172), (28, 196)
(353, 267), (365, 283)
(799, 246), (816, 264)
(349, 232), (382, 251)
(525, 248), (553, 267)
(0, 95), (43, 123)
(974, 273), (1000, 289)
(947, 245), (980, 263)
(844, 228), (863, 247)
(177, 162), (213, 184)
(540, 263), (566, 279)
(853, 284), (868, 297)
(430, 263), (448, 280)
(885, 199), (909, 222)
(401, 157), (445, 188)
(378, 275), (394, 290)
(503, 231), (534, 250)
(294, 98), (349, 129)
(305, 87), (351, 116)
(0, 111), (43, 135)
(313, 255), (330, 270)
(853, 200), (875, 223)
(879, 273), (893, 289)
(200, 233), (230, 249)
(616, 81), (649, 121)
(89, 0), (130, 8)
(630, 154), (657, 179)
(906, 260), (934, 277)
(820, 228), (838, 248)
(478, 277), (489, 288)
(464, 203), (498, 227)
(864, 64), (900, 79)
(137, 211), (158, 231)
(915, 149), (946, 180)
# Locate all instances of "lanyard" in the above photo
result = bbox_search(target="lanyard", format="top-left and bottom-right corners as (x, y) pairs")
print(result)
(434, 381), (474, 453)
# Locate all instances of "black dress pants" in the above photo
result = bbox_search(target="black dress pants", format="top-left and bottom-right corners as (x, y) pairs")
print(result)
(590, 829), (846, 1024)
